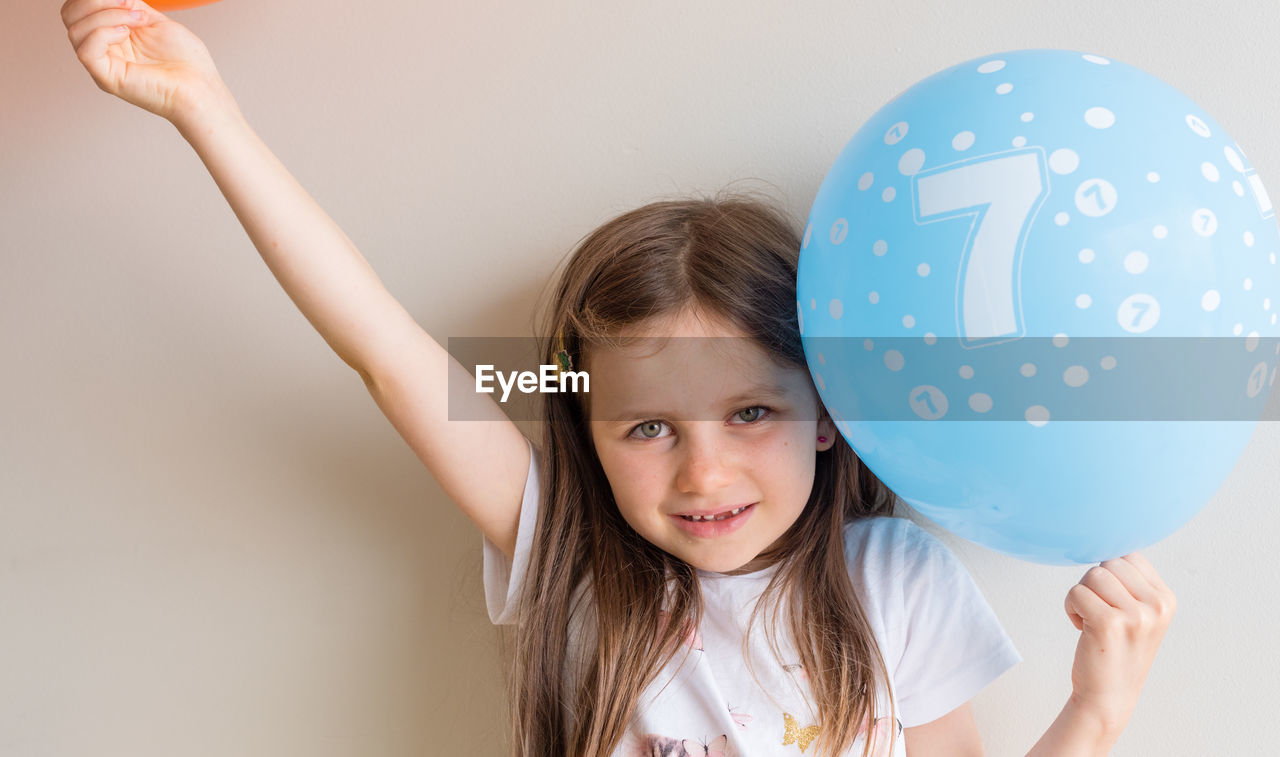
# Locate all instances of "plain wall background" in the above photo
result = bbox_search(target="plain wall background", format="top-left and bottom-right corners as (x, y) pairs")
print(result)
(5, 0), (1279, 754)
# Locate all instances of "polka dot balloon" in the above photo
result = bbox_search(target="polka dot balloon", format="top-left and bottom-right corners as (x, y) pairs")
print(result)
(799, 50), (1280, 564)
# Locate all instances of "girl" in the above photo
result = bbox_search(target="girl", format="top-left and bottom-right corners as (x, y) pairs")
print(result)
(62, 2), (1176, 755)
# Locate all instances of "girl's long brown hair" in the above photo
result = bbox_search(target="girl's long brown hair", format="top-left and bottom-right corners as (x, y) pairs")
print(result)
(506, 191), (899, 756)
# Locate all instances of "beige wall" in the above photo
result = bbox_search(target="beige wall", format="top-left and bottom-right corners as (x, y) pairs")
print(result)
(5, 0), (1279, 754)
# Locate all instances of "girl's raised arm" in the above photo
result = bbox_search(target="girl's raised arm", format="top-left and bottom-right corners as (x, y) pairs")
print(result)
(62, 0), (530, 559)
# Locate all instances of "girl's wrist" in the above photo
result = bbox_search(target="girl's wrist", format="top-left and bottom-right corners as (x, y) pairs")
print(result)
(1025, 694), (1125, 757)
(170, 79), (242, 138)
(1064, 692), (1126, 746)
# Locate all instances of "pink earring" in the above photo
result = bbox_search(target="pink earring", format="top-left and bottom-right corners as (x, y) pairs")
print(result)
(818, 436), (828, 444)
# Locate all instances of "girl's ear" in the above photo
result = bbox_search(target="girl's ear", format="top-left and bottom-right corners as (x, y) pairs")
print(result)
(817, 412), (837, 451)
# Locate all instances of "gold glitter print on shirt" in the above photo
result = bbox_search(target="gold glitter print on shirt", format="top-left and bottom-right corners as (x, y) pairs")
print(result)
(781, 712), (820, 753)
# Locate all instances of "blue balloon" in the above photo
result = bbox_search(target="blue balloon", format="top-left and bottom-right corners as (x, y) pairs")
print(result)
(799, 50), (1280, 564)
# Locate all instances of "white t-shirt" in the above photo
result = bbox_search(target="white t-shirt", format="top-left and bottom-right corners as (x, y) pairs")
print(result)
(483, 441), (1021, 756)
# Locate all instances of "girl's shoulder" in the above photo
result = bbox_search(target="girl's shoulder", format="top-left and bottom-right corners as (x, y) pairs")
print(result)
(841, 514), (967, 587)
(842, 513), (943, 558)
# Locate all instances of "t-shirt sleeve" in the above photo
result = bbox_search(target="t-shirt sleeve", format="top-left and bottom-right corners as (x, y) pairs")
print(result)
(891, 518), (1022, 729)
(481, 437), (541, 625)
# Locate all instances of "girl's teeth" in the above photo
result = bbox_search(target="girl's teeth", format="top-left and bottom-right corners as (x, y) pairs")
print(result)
(683, 506), (746, 522)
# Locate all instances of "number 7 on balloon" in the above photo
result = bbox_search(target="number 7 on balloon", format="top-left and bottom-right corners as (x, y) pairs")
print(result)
(913, 148), (1049, 348)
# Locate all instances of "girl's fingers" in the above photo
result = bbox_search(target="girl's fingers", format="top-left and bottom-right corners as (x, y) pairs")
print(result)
(1064, 582), (1111, 630)
(1097, 556), (1158, 604)
(61, 0), (131, 30)
(67, 6), (145, 49)
(75, 22), (132, 83)
(1119, 552), (1170, 593)
(1078, 563), (1137, 610)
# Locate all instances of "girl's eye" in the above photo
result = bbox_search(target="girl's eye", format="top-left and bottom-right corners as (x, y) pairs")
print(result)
(631, 420), (670, 439)
(628, 407), (771, 440)
(734, 406), (770, 423)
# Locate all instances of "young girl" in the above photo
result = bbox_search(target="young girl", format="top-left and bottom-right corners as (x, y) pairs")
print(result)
(62, 2), (1177, 755)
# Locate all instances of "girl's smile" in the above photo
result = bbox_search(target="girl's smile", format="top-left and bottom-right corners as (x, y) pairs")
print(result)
(670, 502), (757, 537)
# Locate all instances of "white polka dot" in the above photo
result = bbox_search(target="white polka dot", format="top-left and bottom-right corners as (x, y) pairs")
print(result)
(923, 333), (937, 345)
(1244, 231), (1255, 247)
(884, 122), (909, 145)
(810, 298), (816, 310)
(1244, 278), (1253, 291)
(1202, 289), (1221, 311)
(969, 393), (994, 413)
(858, 172), (874, 191)
(899, 148), (926, 176)
(1085, 107), (1115, 128)
(1063, 365), (1090, 387)
(1076, 179), (1117, 216)
(1264, 298), (1271, 310)
(1153, 225), (1168, 239)
(802, 224), (812, 249)
(1012, 136), (1027, 147)
(1147, 171), (1160, 182)
(959, 365), (974, 379)
(1225, 146), (1246, 172)
(873, 240), (888, 256)
(815, 373), (826, 391)
(1233, 180), (1245, 197)
(1020, 112), (1034, 122)
(996, 83), (1013, 95)
(868, 291), (880, 304)
(917, 263), (930, 277)
(1273, 314), (1278, 325)
(1026, 405), (1050, 427)
(902, 315), (915, 328)
(1247, 331), (1260, 352)
(830, 219), (848, 244)
(1117, 294), (1160, 333)
(1201, 162), (1220, 182)
(1076, 293), (1092, 309)
(1272, 252), (1277, 264)
(977, 60), (1006, 73)
(1049, 148), (1079, 175)
(829, 299), (843, 319)
(1192, 208), (1218, 236)
(1082, 54), (1111, 65)
(882, 187), (896, 202)
(884, 350), (905, 371)
(1053, 333), (1069, 348)
(952, 131), (975, 151)
(1124, 251), (1149, 274)
(1233, 323), (1243, 336)
(1020, 363), (1037, 377)
(1078, 248), (1095, 263)
(1055, 212), (1070, 226)
(1100, 355), (1117, 370)
(1186, 114), (1211, 138)
(817, 352), (826, 365)
(863, 339), (874, 351)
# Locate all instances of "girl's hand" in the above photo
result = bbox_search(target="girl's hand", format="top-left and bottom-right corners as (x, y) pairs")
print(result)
(62, 0), (232, 124)
(1063, 552), (1176, 737)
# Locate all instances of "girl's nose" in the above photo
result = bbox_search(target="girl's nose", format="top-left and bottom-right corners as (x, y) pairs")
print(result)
(675, 425), (735, 494)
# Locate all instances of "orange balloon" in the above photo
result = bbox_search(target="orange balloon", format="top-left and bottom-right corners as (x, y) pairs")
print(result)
(148, 0), (224, 9)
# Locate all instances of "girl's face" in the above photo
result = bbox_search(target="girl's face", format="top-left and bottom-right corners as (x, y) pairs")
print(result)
(585, 308), (836, 574)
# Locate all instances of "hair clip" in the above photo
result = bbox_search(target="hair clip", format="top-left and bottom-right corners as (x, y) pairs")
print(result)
(555, 332), (573, 372)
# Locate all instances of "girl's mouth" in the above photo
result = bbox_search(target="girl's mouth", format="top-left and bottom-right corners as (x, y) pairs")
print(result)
(671, 503), (756, 537)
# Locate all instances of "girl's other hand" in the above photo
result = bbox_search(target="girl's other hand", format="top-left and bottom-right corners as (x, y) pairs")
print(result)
(62, 0), (232, 125)
(1063, 552), (1176, 737)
